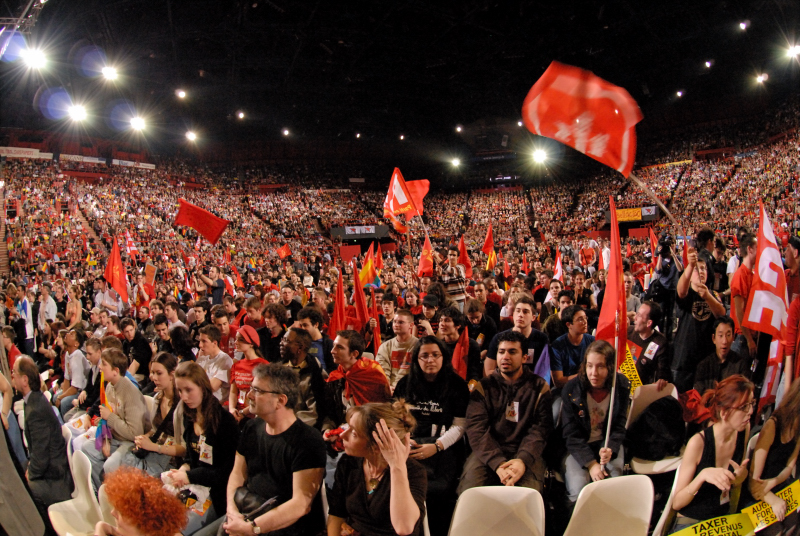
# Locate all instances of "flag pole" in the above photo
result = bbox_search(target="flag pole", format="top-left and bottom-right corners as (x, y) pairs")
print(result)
(602, 311), (620, 471)
(627, 171), (677, 227)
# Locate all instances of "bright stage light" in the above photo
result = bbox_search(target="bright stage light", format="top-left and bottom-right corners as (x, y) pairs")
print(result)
(282, 129), (289, 136)
(455, 126), (462, 133)
(451, 159), (460, 167)
(237, 111), (245, 119)
(68, 105), (87, 121)
(102, 67), (118, 80)
(186, 131), (197, 141)
(788, 46), (800, 58)
(355, 133), (361, 138)
(21, 48), (46, 69)
(676, 91), (683, 97)
(739, 21), (748, 30)
(517, 121), (523, 127)
(399, 135), (405, 140)
(131, 117), (145, 130)
(176, 90), (187, 99)
(756, 74), (768, 83)
(533, 149), (547, 163)
(705, 61), (712, 68)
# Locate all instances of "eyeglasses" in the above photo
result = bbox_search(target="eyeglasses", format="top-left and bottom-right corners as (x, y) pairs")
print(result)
(418, 353), (443, 361)
(731, 400), (757, 412)
(572, 316), (588, 324)
(249, 385), (282, 397)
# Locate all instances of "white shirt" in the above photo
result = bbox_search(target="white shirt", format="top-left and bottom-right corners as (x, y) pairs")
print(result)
(726, 255), (739, 276)
(65, 349), (90, 390)
(196, 350), (233, 402)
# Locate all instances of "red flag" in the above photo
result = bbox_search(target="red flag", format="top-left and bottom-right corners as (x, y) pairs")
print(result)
(328, 268), (346, 338)
(743, 202), (789, 342)
(451, 327), (470, 380)
(359, 244), (377, 286)
(180, 250), (191, 267)
(369, 288), (382, 350)
(598, 244), (605, 270)
(224, 275), (235, 296)
(649, 227), (658, 256)
(626, 242), (632, 258)
(596, 196), (626, 367)
(104, 237), (129, 303)
(681, 231), (689, 268)
(277, 244), (292, 259)
(553, 250), (563, 282)
(387, 213), (409, 233)
(351, 260), (370, 330)
(384, 168), (428, 221)
(457, 235), (473, 279)
(503, 257), (511, 279)
(522, 252), (529, 274)
(481, 224), (495, 256)
(174, 198), (231, 245)
(417, 235), (434, 277)
(231, 265), (244, 288)
(375, 243), (384, 271)
(522, 61), (643, 178)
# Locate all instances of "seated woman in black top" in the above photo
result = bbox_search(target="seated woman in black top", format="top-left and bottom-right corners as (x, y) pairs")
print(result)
(746, 378), (800, 524)
(169, 361), (240, 535)
(394, 336), (469, 536)
(328, 401), (427, 536)
(671, 375), (753, 533)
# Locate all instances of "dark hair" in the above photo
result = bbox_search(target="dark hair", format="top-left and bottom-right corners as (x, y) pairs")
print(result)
(120, 317), (136, 331)
(381, 292), (397, 306)
(263, 302), (287, 321)
(700, 374), (754, 422)
(170, 326), (196, 362)
(101, 348), (129, 374)
(426, 282), (453, 308)
(401, 336), (455, 404)
(515, 294), (536, 311)
(712, 315), (736, 333)
(640, 300), (662, 327)
(252, 363), (301, 410)
(579, 340), (616, 390)
(557, 290), (574, 303)
(496, 330), (528, 353)
(696, 227), (715, 248)
(772, 378), (800, 439)
(287, 327), (312, 353)
(175, 361), (222, 434)
(1, 326), (15, 341)
(70, 328), (87, 347)
(561, 304), (583, 324)
(15, 357), (40, 391)
(297, 306), (323, 328)
(212, 308), (229, 321)
(101, 335), (123, 350)
(438, 305), (466, 329)
(335, 330), (365, 358)
(198, 324), (222, 344)
(789, 236), (800, 253)
(739, 233), (757, 257)
(194, 299), (210, 312)
(465, 298), (485, 315)
(153, 313), (168, 327)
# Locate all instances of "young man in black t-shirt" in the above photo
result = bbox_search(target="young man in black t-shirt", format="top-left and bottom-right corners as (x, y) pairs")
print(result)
(207, 363), (326, 536)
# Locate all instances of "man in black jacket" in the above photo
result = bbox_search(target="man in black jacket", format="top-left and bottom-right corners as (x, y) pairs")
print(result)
(12, 357), (72, 516)
(64, 337), (104, 421)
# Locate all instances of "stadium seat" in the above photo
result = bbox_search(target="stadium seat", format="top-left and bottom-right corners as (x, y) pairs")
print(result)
(48, 450), (103, 536)
(143, 395), (156, 420)
(61, 424), (76, 497)
(98, 484), (116, 528)
(652, 464), (681, 536)
(626, 383), (684, 474)
(562, 474), (653, 536)
(448, 486), (545, 536)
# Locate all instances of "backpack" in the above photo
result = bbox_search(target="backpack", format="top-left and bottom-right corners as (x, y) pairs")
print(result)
(625, 397), (685, 461)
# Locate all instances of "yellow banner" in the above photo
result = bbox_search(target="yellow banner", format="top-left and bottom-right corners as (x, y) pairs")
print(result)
(742, 479), (800, 531)
(618, 347), (642, 392)
(616, 208), (642, 222)
(672, 513), (754, 536)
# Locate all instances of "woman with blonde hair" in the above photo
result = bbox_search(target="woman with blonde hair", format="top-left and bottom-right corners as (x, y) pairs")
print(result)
(328, 400), (427, 536)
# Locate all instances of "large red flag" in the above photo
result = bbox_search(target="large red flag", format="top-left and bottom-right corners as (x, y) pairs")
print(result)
(351, 260), (370, 330)
(231, 264), (244, 288)
(384, 168), (429, 221)
(451, 327), (470, 380)
(457, 235), (473, 279)
(417, 235), (434, 277)
(596, 196), (626, 367)
(104, 237), (129, 303)
(522, 61), (643, 178)
(328, 268), (346, 338)
(277, 244), (292, 259)
(174, 199), (231, 245)
(481, 224), (494, 256)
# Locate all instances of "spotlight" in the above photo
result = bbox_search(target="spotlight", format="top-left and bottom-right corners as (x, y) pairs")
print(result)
(399, 135), (405, 140)
(533, 149), (547, 163)
(788, 46), (800, 58)
(739, 21), (748, 30)
(186, 131), (197, 141)
(21, 48), (46, 69)
(176, 90), (187, 99)
(237, 111), (245, 119)
(130, 117), (145, 130)
(282, 129), (289, 136)
(451, 158), (460, 167)
(756, 74), (768, 83)
(517, 121), (523, 127)
(355, 133), (361, 138)
(705, 60), (713, 68)
(455, 126), (462, 133)
(676, 91), (683, 97)
(102, 67), (118, 80)
(68, 105), (87, 121)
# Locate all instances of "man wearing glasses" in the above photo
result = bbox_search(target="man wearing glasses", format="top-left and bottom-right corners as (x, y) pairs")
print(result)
(206, 364), (326, 536)
(550, 305), (595, 389)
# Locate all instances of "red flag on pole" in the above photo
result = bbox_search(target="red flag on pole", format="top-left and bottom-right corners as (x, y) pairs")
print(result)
(598, 245), (605, 271)
(417, 235), (434, 277)
(174, 198), (231, 245)
(481, 224), (494, 256)
(522, 61), (643, 178)
(375, 243), (384, 271)
(626, 242), (632, 258)
(457, 235), (473, 279)
(231, 265), (244, 288)
(359, 243), (377, 286)
(351, 260), (370, 330)
(277, 244), (292, 259)
(522, 252), (529, 274)
(649, 227), (659, 256)
(383, 168), (429, 221)
(451, 327), (470, 380)
(681, 231), (689, 268)
(553, 251), (563, 282)
(328, 268), (346, 338)
(369, 288), (382, 350)
(104, 237), (129, 303)
(503, 257), (511, 279)
(596, 196), (627, 367)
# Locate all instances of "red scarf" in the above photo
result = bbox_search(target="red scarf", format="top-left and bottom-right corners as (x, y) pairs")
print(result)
(327, 359), (391, 406)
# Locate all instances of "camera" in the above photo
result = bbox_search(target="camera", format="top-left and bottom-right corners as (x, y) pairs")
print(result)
(657, 235), (673, 257)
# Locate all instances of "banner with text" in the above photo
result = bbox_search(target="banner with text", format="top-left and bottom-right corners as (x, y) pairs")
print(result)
(0, 147), (52, 159)
(112, 159), (156, 170)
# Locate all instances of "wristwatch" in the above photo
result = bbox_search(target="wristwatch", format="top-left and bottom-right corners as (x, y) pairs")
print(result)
(250, 520), (261, 534)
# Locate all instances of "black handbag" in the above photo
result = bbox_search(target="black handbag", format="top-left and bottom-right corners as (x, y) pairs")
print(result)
(131, 401), (175, 459)
(215, 488), (277, 536)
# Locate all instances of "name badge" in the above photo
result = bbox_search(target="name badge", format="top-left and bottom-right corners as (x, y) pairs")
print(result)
(505, 402), (519, 423)
(644, 343), (659, 359)
(524, 348), (535, 365)
(198, 435), (214, 465)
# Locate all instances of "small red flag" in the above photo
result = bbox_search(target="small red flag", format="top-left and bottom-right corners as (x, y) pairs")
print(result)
(369, 288), (382, 350)
(553, 251), (563, 282)
(598, 245), (605, 271)
(417, 235), (434, 277)
(522, 61), (643, 178)
(451, 327), (470, 380)
(682, 231), (689, 268)
(503, 257), (511, 279)
(277, 244), (292, 259)
(231, 265), (244, 288)
(351, 260), (370, 330)
(174, 199), (231, 245)
(626, 242), (632, 258)
(375, 243), (384, 271)
(522, 252), (529, 274)
(328, 268), (346, 338)
(481, 224), (495, 256)
(596, 197), (626, 367)
(104, 237), (129, 303)
(457, 235), (473, 279)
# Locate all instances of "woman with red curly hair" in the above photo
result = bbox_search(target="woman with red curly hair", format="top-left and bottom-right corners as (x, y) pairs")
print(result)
(95, 467), (186, 536)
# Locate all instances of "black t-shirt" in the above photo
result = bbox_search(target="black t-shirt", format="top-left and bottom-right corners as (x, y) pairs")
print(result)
(394, 372), (469, 439)
(672, 287), (719, 372)
(123, 332), (153, 371)
(237, 417), (327, 536)
(210, 278), (225, 305)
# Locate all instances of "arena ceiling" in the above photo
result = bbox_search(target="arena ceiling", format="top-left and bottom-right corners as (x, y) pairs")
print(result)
(1, 0), (798, 148)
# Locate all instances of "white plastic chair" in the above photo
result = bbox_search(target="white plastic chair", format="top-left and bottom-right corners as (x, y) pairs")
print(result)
(626, 383), (684, 474)
(562, 474), (654, 536)
(423, 501), (430, 536)
(448, 486), (545, 536)
(361, 352), (375, 360)
(61, 425), (76, 497)
(97, 484), (116, 527)
(321, 485), (328, 522)
(48, 450), (103, 536)
(143, 395), (156, 421)
(652, 463), (682, 536)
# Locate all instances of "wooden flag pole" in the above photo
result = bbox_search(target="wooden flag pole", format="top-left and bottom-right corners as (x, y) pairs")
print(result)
(602, 311), (620, 472)
(627, 171), (678, 227)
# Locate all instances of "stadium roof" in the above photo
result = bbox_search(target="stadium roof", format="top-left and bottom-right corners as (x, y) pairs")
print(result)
(0, 0), (797, 148)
